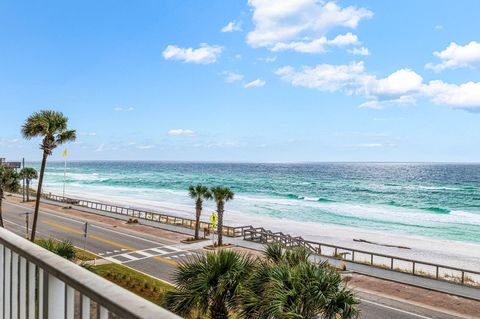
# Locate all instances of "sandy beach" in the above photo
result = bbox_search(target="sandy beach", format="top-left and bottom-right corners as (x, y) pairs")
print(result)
(45, 187), (480, 272)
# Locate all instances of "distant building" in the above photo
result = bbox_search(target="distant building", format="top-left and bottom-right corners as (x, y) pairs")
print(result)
(0, 158), (21, 170)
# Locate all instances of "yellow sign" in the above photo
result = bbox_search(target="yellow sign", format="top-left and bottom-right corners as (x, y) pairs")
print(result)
(210, 212), (218, 223)
(63, 149), (68, 157)
(210, 212), (218, 229)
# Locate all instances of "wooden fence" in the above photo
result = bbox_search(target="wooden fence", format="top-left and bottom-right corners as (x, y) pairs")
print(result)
(41, 193), (249, 237)
(244, 226), (480, 288)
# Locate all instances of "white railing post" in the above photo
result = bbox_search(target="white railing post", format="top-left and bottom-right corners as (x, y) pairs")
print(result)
(82, 295), (90, 319)
(4, 248), (11, 319)
(38, 269), (44, 319)
(98, 306), (109, 319)
(66, 286), (74, 319)
(28, 262), (35, 319)
(47, 274), (65, 318)
(0, 244), (3, 319)
(19, 257), (27, 319)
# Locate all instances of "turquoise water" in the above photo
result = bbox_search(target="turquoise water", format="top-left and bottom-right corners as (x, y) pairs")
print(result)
(33, 161), (480, 244)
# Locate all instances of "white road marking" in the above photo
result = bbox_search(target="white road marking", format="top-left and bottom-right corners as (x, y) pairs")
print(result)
(359, 299), (433, 319)
(133, 251), (153, 257)
(163, 245), (183, 252)
(151, 248), (168, 254)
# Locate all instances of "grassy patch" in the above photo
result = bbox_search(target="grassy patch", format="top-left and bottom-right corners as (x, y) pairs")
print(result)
(90, 263), (175, 306)
(75, 247), (97, 261)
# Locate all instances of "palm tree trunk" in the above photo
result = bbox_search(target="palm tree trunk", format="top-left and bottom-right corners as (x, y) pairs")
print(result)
(0, 188), (4, 228)
(26, 180), (30, 202)
(217, 201), (224, 246)
(195, 199), (202, 240)
(210, 299), (228, 319)
(30, 152), (48, 242)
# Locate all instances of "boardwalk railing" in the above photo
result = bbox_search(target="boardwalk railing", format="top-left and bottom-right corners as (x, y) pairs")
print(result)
(39, 193), (250, 237)
(0, 227), (180, 319)
(243, 226), (480, 288)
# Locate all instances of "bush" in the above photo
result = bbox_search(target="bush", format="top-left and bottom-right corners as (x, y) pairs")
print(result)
(37, 239), (77, 261)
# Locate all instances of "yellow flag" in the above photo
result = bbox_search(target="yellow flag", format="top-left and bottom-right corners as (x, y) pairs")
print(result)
(63, 149), (68, 157)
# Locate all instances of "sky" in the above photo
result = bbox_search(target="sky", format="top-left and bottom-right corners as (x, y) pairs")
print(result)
(1, 0), (480, 162)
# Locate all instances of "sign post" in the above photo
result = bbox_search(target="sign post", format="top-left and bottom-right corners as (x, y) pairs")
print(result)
(210, 212), (218, 247)
(84, 222), (89, 250)
(19, 212), (32, 239)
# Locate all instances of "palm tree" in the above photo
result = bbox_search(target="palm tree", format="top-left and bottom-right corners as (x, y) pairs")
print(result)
(240, 244), (360, 319)
(19, 167), (38, 202)
(165, 250), (254, 318)
(210, 186), (234, 246)
(188, 184), (212, 240)
(21, 110), (76, 241)
(0, 166), (20, 227)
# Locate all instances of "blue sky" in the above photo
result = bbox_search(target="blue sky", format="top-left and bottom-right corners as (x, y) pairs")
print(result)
(1, 0), (480, 162)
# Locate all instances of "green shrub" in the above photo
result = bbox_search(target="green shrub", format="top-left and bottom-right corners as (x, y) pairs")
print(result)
(37, 239), (76, 261)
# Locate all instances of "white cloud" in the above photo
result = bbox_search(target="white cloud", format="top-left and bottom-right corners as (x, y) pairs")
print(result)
(367, 69), (423, 96)
(348, 47), (370, 56)
(95, 144), (105, 152)
(162, 43), (223, 64)
(271, 32), (359, 54)
(275, 62), (366, 92)
(137, 145), (155, 150)
(435, 25), (444, 30)
(424, 80), (480, 109)
(114, 107), (135, 112)
(426, 41), (480, 72)
(276, 61), (480, 110)
(221, 21), (242, 32)
(79, 132), (97, 136)
(247, 0), (372, 53)
(244, 79), (266, 88)
(354, 143), (385, 148)
(259, 56), (277, 63)
(358, 95), (416, 109)
(276, 62), (423, 108)
(223, 71), (244, 83)
(168, 129), (195, 136)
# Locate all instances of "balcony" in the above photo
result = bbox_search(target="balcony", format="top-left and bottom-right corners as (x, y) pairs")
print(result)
(0, 227), (181, 318)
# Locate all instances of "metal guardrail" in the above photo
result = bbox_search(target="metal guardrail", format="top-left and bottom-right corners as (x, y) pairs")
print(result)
(40, 193), (250, 238)
(243, 226), (480, 288)
(0, 227), (180, 319)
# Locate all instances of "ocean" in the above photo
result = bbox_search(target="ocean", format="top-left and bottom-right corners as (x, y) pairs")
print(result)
(32, 161), (480, 245)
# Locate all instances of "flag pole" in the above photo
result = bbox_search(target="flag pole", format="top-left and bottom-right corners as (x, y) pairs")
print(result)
(63, 149), (67, 198)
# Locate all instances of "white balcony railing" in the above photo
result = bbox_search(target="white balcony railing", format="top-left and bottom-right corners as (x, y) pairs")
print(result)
(0, 227), (181, 318)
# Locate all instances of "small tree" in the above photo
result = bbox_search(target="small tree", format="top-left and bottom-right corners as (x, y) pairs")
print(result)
(210, 186), (234, 246)
(19, 167), (38, 202)
(188, 184), (212, 240)
(0, 166), (20, 227)
(21, 110), (76, 241)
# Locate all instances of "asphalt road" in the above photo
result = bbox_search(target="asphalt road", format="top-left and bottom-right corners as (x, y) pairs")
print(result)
(1, 200), (464, 319)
